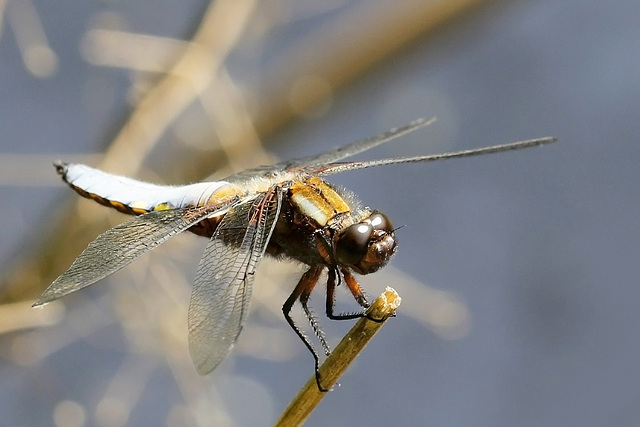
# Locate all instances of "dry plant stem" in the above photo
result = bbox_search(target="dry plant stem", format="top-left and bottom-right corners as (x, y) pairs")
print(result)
(274, 287), (402, 427)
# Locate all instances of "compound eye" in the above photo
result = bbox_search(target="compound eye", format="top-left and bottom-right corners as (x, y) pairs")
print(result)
(335, 223), (373, 265)
(369, 212), (393, 232)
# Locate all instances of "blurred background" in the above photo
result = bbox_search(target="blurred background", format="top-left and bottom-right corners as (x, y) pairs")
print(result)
(1, 0), (639, 426)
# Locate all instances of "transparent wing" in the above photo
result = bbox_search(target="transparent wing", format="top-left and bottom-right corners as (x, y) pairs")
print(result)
(188, 187), (283, 375)
(224, 118), (434, 183)
(33, 204), (230, 307)
(286, 117), (435, 172)
(307, 136), (557, 176)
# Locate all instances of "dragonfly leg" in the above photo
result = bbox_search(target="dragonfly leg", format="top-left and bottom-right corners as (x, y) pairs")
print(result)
(325, 267), (367, 320)
(282, 265), (328, 391)
(342, 267), (391, 323)
(341, 267), (370, 308)
(300, 287), (331, 357)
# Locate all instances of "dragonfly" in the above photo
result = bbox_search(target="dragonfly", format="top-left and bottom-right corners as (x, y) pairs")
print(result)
(33, 118), (555, 390)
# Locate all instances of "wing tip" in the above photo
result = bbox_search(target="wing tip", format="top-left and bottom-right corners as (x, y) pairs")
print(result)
(189, 349), (219, 377)
(32, 285), (64, 308)
(32, 298), (48, 308)
(413, 116), (437, 126)
(195, 364), (212, 376)
(32, 290), (57, 307)
(388, 116), (437, 136)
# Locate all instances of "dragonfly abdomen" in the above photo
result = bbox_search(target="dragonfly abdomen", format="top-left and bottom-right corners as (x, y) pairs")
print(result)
(55, 162), (234, 215)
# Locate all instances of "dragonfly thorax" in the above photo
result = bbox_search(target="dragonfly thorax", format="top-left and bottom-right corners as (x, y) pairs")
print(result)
(269, 176), (398, 274)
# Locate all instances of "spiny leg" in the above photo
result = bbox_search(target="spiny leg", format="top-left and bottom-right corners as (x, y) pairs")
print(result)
(300, 284), (331, 357)
(282, 265), (328, 391)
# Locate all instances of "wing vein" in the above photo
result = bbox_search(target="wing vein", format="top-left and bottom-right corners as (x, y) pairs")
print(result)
(187, 187), (283, 374)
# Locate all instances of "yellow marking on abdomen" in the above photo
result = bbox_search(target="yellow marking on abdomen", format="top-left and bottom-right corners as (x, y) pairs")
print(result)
(152, 203), (174, 211)
(69, 185), (159, 216)
(204, 183), (244, 206)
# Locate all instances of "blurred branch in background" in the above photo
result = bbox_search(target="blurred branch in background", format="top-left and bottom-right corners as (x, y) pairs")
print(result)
(0, 0), (489, 305)
(4, 0), (58, 78)
(0, 0), (483, 424)
(251, 0), (490, 136)
(0, 0), (261, 303)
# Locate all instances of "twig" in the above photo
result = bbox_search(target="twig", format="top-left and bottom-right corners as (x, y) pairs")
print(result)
(274, 287), (402, 427)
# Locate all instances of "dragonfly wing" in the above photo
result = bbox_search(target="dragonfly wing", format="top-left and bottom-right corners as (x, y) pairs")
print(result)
(307, 136), (557, 176)
(223, 118), (434, 183)
(34, 204), (230, 307)
(287, 117), (435, 173)
(188, 187), (283, 375)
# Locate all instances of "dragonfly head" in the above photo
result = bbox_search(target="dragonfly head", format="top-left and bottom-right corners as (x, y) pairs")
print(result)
(335, 211), (397, 275)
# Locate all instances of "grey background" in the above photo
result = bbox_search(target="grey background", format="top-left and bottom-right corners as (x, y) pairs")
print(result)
(1, 0), (639, 426)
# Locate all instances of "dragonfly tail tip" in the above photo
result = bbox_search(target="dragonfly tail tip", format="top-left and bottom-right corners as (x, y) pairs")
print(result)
(52, 161), (68, 175)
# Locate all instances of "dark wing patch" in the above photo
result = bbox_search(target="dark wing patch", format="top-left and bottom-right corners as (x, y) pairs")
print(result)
(33, 204), (230, 307)
(188, 187), (283, 374)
